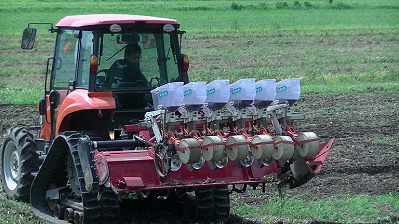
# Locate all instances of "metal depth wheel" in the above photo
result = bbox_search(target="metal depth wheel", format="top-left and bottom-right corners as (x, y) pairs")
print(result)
(1, 126), (39, 201)
(154, 143), (170, 178)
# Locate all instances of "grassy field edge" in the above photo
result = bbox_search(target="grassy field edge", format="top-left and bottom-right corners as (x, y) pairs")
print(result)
(232, 192), (399, 223)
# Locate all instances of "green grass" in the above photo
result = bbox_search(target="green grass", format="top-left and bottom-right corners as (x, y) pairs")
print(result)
(0, 0), (398, 104)
(232, 193), (399, 223)
(0, 88), (43, 104)
(0, 201), (35, 223)
(0, 183), (51, 224)
(0, 0), (398, 34)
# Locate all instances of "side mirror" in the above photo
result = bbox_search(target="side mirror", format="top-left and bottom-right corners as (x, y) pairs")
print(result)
(21, 28), (37, 50)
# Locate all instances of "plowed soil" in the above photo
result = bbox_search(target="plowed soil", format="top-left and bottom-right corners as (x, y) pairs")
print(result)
(0, 90), (398, 223)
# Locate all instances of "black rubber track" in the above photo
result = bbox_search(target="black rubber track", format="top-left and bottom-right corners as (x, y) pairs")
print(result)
(30, 131), (120, 224)
(195, 186), (230, 222)
(212, 186), (231, 221)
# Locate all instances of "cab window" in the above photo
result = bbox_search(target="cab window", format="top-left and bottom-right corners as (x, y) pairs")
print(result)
(96, 32), (180, 90)
(51, 29), (93, 90)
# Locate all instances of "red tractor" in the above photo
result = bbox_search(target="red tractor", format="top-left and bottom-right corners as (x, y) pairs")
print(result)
(1, 14), (334, 224)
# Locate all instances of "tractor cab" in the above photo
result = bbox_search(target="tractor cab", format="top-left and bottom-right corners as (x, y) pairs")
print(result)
(22, 14), (189, 141)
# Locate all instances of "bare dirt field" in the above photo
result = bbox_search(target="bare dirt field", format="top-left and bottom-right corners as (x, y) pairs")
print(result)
(1, 90), (398, 223)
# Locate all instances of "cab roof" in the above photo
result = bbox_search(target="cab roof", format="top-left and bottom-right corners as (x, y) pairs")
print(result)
(56, 14), (180, 28)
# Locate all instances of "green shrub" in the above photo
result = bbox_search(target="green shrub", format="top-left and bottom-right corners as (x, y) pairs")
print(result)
(293, 1), (301, 8)
(231, 2), (244, 11)
(258, 2), (268, 10)
(304, 1), (313, 8)
(329, 2), (354, 9)
(231, 2), (268, 10)
(276, 1), (289, 9)
(174, 6), (213, 11)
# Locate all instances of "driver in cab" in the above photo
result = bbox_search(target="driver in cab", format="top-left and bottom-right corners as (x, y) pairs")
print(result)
(107, 44), (149, 87)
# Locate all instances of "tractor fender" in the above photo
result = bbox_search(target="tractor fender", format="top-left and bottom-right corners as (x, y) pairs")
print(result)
(55, 89), (115, 134)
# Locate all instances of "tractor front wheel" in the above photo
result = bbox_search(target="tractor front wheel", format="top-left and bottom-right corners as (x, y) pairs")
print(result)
(1, 126), (39, 201)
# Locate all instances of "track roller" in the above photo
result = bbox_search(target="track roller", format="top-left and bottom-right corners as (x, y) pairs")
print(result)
(74, 211), (84, 224)
(296, 132), (320, 157)
(251, 134), (274, 160)
(273, 136), (294, 160)
(202, 136), (225, 161)
(178, 138), (202, 164)
(64, 207), (75, 222)
(53, 204), (64, 219)
(225, 135), (249, 161)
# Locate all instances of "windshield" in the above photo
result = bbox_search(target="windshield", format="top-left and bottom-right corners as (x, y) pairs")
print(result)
(96, 31), (180, 90)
